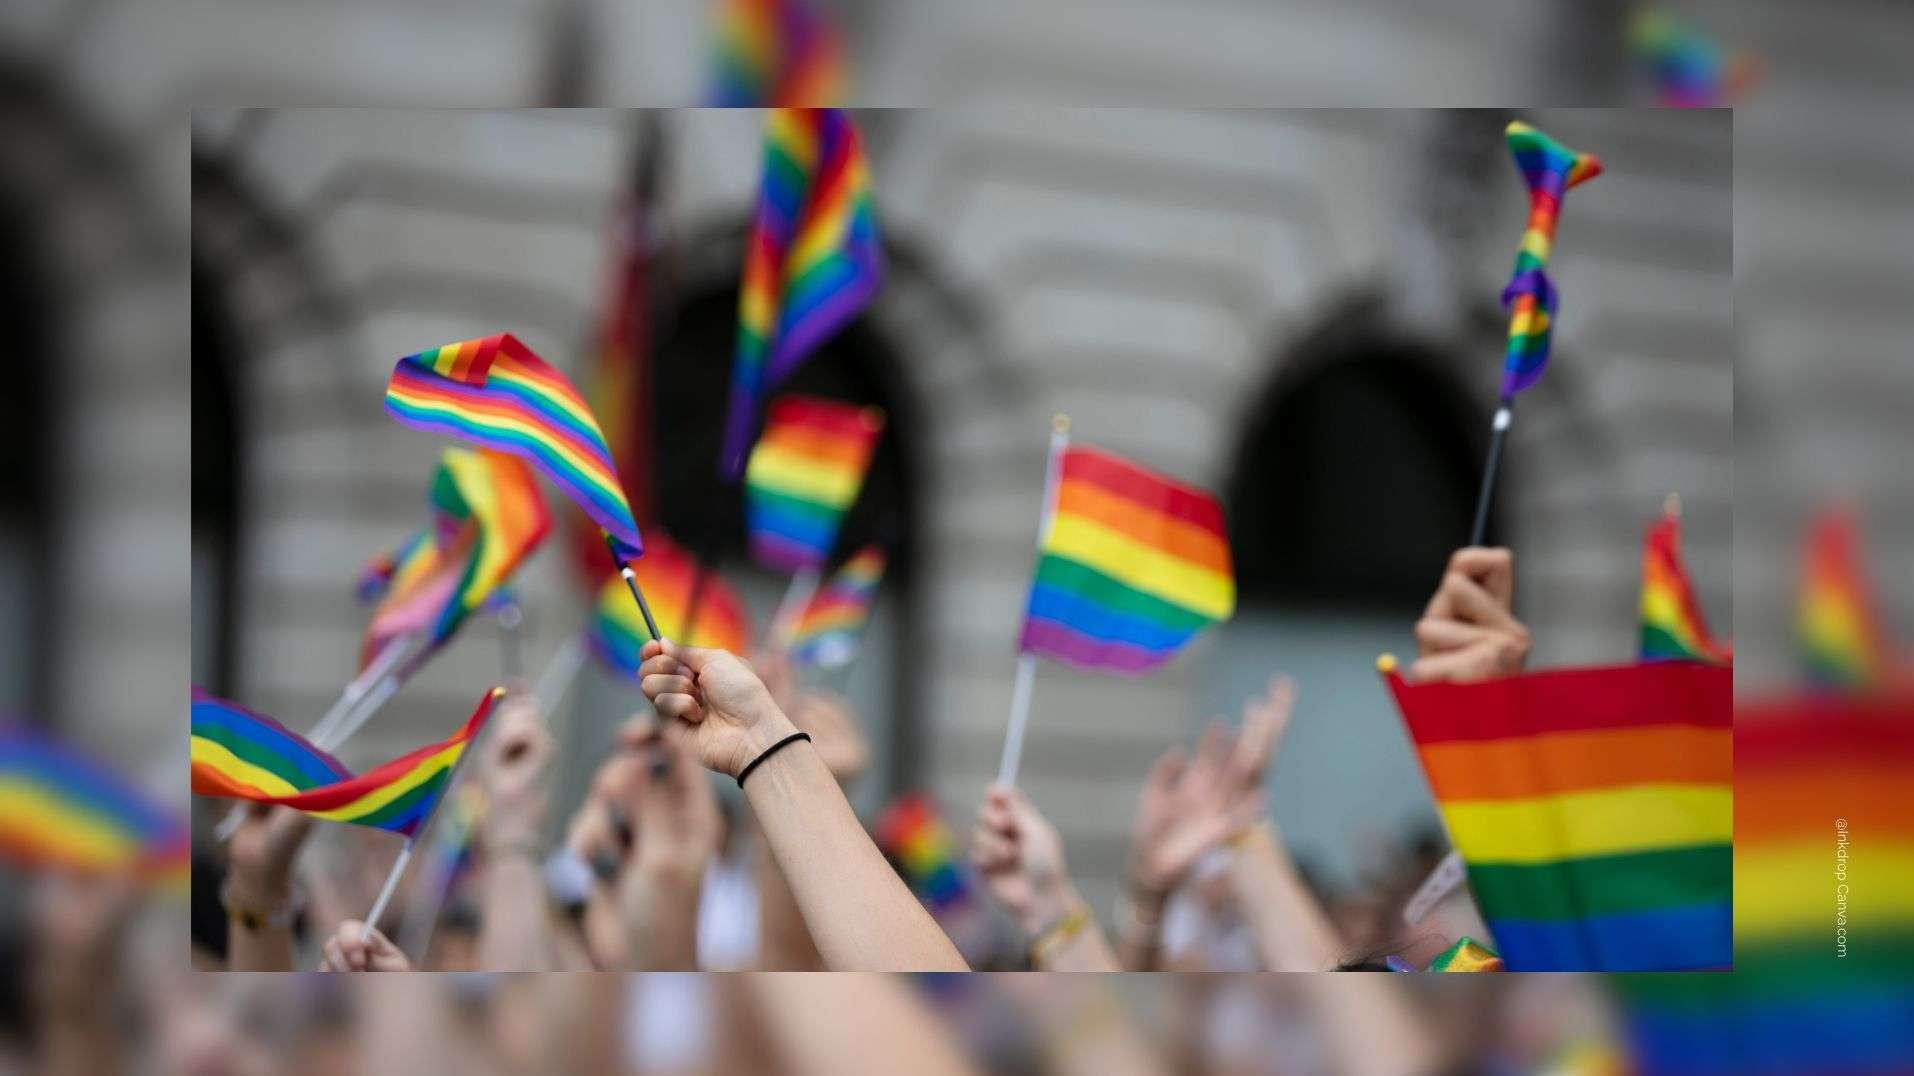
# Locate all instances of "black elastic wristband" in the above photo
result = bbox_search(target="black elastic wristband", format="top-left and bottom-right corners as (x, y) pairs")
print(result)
(736, 731), (812, 788)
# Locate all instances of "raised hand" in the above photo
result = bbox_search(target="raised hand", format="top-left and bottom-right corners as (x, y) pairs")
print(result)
(1412, 547), (1531, 683)
(1126, 722), (1268, 903)
(609, 712), (722, 884)
(481, 690), (555, 827)
(638, 639), (800, 778)
(970, 785), (1080, 936)
(320, 920), (411, 972)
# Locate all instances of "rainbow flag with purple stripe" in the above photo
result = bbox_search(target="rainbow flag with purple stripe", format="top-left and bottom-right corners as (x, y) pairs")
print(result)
(0, 726), (187, 882)
(788, 545), (885, 668)
(1500, 122), (1602, 400)
(720, 108), (883, 480)
(874, 793), (971, 911)
(744, 395), (884, 572)
(708, 0), (846, 106)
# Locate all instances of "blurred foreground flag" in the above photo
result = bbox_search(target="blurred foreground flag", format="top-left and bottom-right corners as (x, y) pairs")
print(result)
(1019, 446), (1234, 675)
(789, 545), (886, 668)
(1799, 505), (1892, 690)
(744, 396), (884, 572)
(720, 109), (883, 479)
(1639, 505), (1730, 664)
(385, 333), (644, 560)
(589, 533), (751, 676)
(0, 726), (186, 882)
(708, 0), (847, 106)
(191, 687), (503, 839)
(1382, 659), (1731, 970)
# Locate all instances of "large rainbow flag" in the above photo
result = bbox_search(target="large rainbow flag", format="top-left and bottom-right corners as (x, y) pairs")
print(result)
(1799, 506), (1892, 690)
(191, 687), (503, 839)
(385, 332), (644, 560)
(589, 532), (752, 676)
(1639, 508), (1731, 665)
(0, 726), (187, 882)
(788, 545), (886, 668)
(1500, 122), (1602, 400)
(743, 395), (884, 572)
(1018, 445), (1234, 675)
(719, 108), (883, 480)
(1382, 658), (1731, 971)
(708, 0), (846, 107)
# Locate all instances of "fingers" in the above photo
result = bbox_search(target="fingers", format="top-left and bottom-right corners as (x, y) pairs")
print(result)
(1414, 616), (1495, 653)
(1409, 640), (1518, 685)
(1450, 547), (1515, 606)
(325, 923), (371, 971)
(1143, 746), (1187, 793)
(1444, 571), (1520, 632)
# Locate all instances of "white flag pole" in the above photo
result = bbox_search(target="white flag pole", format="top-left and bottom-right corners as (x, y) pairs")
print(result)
(769, 566), (823, 651)
(995, 414), (1071, 789)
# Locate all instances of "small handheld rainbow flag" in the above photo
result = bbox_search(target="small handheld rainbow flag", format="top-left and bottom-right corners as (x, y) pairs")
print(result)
(1500, 122), (1602, 400)
(708, 0), (847, 107)
(0, 726), (187, 882)
(1381, 658), (1731, 971)
(720, 109), (883, 480)
(873, 793), (971, 911)
(385, 333), (644, 560)
(1640, 505), (1731, 665)
(1799, 506), (1892, 691)
(589, 533), (752, 676)
(788, 545), (886, 668)
(1426, 936), (1504, 972)
(744, 395), (884, 572)
(1019, 445), (1235, 675)
(191, 687), (503, 838)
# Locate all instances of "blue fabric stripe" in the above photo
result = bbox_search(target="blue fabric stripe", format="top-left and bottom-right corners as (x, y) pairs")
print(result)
(1026, 582), (1196, 653)
(746, 502), (836, 557)
(190, 700), (350, 787)
(1487, 900), (1731, 971)
(1626, 995), (1914, 1074)
(0, 731), (173, 840)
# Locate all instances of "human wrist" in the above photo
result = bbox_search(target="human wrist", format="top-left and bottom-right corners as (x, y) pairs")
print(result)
(731, 711), (804, 779)
(1017, 880), (1085, 938)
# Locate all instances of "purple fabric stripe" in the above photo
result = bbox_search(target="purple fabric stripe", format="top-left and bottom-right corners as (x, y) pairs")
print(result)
(751, 532), (826, 573)
(1019, 617), (1174, 676)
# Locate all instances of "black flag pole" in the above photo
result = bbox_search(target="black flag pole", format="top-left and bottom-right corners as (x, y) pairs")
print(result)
(1467, 403), (1512, 547)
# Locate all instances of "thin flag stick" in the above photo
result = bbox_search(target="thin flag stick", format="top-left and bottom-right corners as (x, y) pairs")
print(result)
(1467, 404), (1512, 547)
(995, 413), (1071, 789)
(361, 841), (415, 944)
(605, 533), (662, 642)
(769, 566), (822, 651)
(1402, 849), (1469, 926)
(318, 665), (410, 752)
(531, 635), (588, 714)
(497, 600), (524, 680)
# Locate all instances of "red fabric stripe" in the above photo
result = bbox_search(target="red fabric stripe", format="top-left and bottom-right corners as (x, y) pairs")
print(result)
(1383, 661), (1731, 744)
(1058, 446), (1226, 535)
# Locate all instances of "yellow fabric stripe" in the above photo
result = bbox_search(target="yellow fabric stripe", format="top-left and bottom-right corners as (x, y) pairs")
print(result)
(1737, 841), (1914, 937)
(1439, 783), (1731, 865)
(308, 743), (464, 822)
(487, 354), (600, 433)
(0, 782), (144, 865)
(1045, 512), (1235, 621)
(747, 440), (861, 506)
(190, 736), (305, 798)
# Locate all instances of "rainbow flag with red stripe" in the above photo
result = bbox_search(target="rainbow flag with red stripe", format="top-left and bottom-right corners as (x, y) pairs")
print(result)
(1799, 506), (1892, 690)
(190, 687), (503, 838)
(788, 545), (885, 668)
(1, 726), (187, 883)
(1382, 659), (1732, 971)
(1500, 122), (1602, 400)
(589, 533), (752, 676)
(385, 333), (644, 560)
(1639, 508), (1730, 665)
(874, 793), (971, 911)
(708, 0), (846, 106)
(1019, 446), (1234, 675)
(720, 109), (882, 480)
(744, 396), (884, 572)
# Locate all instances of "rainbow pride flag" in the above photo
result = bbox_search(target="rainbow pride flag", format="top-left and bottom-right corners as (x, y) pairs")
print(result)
(0, 726), (187, 881)
(589, 532), (751, 677)
(1631, 9), (1757, 108)
(788, 545), (886, 668)
(1425, 937), (1504, 972)
(708, 0), (846, 106)
(1382, 659), (1732, 971)
(744, 395), (884, 572)
(1019, 446), (1234, 675)
(1640, 508), (1731, 665)
(191, 687), (503, 838)
(385, 333), (644, 560)
(873, 793), (971, 911)
(719, 109), (883, 480)
(1799, 506), (1892, 690)
(1500, 122), (1602, 400)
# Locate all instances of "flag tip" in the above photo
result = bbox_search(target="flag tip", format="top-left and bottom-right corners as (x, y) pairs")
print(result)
(1376, 653), (1398, 675)
(1051, 413), (1070, 434)
(1663, 491), (1682, 518)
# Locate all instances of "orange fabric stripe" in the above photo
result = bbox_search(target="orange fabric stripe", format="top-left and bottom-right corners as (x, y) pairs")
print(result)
(1053, 479), (1232, 575)
(1417, 724), (1729, 800)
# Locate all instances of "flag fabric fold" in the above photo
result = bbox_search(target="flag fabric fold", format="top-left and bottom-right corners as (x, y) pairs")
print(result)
(788, 545), (886, 668)
(743, 395), (884, 572)
(708, 0), (847, 107)
(1639, 509), (1731, 664)
(1499, 122), (1602, 400)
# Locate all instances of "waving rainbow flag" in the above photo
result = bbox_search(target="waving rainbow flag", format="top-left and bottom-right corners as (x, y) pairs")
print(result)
(1500, 122), (1602, 400)
(744, 396), (884, 572)
(1382, 658), (1731, 971)
(1, 726), (187, 881)
(191, 687), (503, 838)
(589, 533), (751, 676)
(720, 109), (883, 480)
(1799, 506), (1892, 690)
(708, 0), (846, 106)
(788, 545), (886, 668)
(1019, 446), (1234, 675)
(385, 333), (644, 560)
(1639, 508), (1731, 665)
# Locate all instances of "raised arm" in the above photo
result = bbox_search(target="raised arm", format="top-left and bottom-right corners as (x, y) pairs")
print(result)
(639, 639), (965, 971)
(475, 691), (558, 971)
(609, 712), (720, 971)
(222, 804), (313, 971)
(971, 784), (1121, 971)
(756, 687), (870, 970)
(1411, 547), (1530, 683)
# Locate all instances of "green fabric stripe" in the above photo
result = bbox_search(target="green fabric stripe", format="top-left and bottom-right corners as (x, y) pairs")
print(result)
(1032, 554), (1211, 631)
(193, 724), (320, 791)
(748, 486), (840, 522)
(345, 772), (445, 830)
(1468, 844), (1731, 922)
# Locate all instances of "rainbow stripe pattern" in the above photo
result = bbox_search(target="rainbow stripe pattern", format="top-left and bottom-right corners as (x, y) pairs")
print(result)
(1426, 937), (1504, 972)
(385, 333), (644, 559)
(788, 545), (886, 668)
(708, 0), (846, 107)
(874, 793), (971, 910)
(0, 725), (187, 881)
(1382, 659), (1732, 971)
(720, 109), (883, 480)
(191, 686), (503, 839)
(1631, 9), (1757, 108)
(1499, 121), (1602, 400)
(1019, 446), (1235, 675)
(589, 532), (751, 676)
(1799, 506), (1892, 690)
(1640, 509), (1731, 665)
(744, 395), (884, 572)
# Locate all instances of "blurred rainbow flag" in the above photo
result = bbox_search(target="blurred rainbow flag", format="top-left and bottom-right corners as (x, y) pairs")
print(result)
(719, 109), (883, 479)
(874, 793), (971, 911)
(744, 396), (884, 573)
(1800, 506), (1893, 690)
(589, 532), (752, 675)
(789, 545), (886, 668)
(0, 726), (186, 883)
(1019, 446), (1234, 675)
(708, 0), (847, 106)
(1383, 659), (1731, 970)
(1631, 9), (1758, 108)
(1639, 505), (1731, 665)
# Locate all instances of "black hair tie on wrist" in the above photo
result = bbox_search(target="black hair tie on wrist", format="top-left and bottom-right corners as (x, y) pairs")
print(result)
(736, 731), (812, 788)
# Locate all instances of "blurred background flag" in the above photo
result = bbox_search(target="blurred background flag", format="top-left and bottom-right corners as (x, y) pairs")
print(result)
(589, 532), (752, 677)
(384, 333), (644, 560)
(1381, 659), (1731, 971)
(788, 544), (886, 668)
(1499, 121), (1602, 401)
(1799, 505), (1893, 691)
(873, 792), (973, 912)
(708, 0), (848, 107)
(191, 687), (503, 839)
(0, 725), (187, 883)
(1639, 499), (1731, 665)
(744, 396), (884, 573)
(720, 108), (884, 480)
(1630, 8), (1758, 108)
(1019, 445), (1235, 676)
